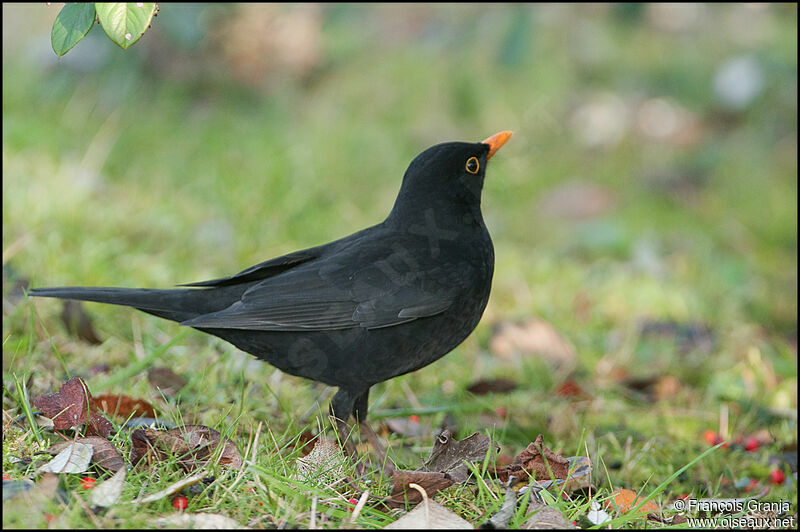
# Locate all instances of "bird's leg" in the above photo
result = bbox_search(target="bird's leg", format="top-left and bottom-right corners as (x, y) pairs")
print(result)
(330, 389), (365, 476)
(354, 390), (395, 477)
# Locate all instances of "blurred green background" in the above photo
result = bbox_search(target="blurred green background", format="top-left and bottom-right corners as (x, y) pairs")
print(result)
(3, 4), (797, 455)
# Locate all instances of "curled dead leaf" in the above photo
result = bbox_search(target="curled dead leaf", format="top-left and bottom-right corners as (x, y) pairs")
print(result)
(294, 437), (347, 484)
(493, 434), (571, 483)
(130, 425), (242, 471)
(606, 488), (659, 515)
(384, 470), (454, 508)
(33, 377), (91, 429)
(38, 442), (93, 474)
(48, 436), (124, 473)
(424, 430), (497, 484)
(147, 367), (187, 397)
(92, 394), (157, 420)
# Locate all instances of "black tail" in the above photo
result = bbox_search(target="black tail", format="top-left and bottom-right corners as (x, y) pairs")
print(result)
(29, 285), (247, 324)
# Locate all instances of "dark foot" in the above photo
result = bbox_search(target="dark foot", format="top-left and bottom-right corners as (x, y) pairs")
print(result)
(359, 420), (395, 477)
(333, 416), (366, 477)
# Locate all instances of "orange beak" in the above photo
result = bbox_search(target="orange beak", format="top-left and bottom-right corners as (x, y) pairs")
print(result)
(482, 130), (513, 160)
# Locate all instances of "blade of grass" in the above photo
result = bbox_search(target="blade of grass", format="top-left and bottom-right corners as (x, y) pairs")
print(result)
(13, 373), (43, 446)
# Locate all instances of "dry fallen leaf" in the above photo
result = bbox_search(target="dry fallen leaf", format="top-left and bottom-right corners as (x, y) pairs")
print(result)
(489, 319), (577, 370)
(60, 300), (102, 345)
(33, 377), (91, 429)
(492, 435), (573, 484)
(385, 470), (455, 508)
(90, 467), (127, 507)
(130, 425), (242, 471)
(424, 430), (496, 483)
(92, 394), (157, 420)
(522, 501), (576, 529)
(465, 378), (517, 396)
(33, 377), (113, 437)
(38, 442), (93, 474)
(147, 367), (187, 397)
(294, 437), (347, 484)
(384, 499), (472, 529)
(85, 412), (114, 438)
(48, 436), (124, 473)
(606, 488), (659, 515)
(620, 375), (682, 402)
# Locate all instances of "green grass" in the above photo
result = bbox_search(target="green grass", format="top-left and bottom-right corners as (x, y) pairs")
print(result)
(3, 3), (797, 529)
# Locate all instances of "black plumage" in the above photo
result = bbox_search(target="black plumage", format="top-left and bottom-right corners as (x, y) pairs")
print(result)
(30, 132), (512, 429)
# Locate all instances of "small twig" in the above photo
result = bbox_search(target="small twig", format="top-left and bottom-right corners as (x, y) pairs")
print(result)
(309, 494), (317, 529)
(349, 490), (369, 523)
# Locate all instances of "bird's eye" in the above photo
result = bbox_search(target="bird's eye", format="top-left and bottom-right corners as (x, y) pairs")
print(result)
(465, 156), (479, 174)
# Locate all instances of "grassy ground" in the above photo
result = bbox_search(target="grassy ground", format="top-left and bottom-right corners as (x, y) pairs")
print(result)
(3, 4), (797, 528)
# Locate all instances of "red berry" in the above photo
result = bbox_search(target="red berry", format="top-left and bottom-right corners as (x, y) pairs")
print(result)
(172, 495), (188, 510)
(744, 437), (760, 452)
(769, 469), (785, 485)
(347, 497), (358, 511)
(703, 430), (719, 445)
(80, 477), (96, 490)
(409, 415), (420, 423)
(744, 478), (758, 492)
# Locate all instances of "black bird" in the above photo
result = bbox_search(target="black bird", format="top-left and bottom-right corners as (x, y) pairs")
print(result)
(30, 131), (512, 462)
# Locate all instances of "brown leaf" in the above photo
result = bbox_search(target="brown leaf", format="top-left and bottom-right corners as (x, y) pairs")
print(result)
(92, 394), (157, 420)
(493, 434), (570, 483)
(489, 318), (577, 370)
(621, 374), (681, 402)
(606, 488), (659, 514)
(130, 425), (242, 471)
(554, 379), (586, 398)
(385, 470), (455, 508)
(48, 436), (124, 473)
(60, 300), (103, 345)
(86, 412), (114, 438)
(33, 377), (92, 429)
(466, 378), (517, 396)
(147, 367), (187, 397)
(522, 501), (576, 529)
(424, 430), (496, 483)
(515, 434), (569, 479)
(130, 428), (154, 467)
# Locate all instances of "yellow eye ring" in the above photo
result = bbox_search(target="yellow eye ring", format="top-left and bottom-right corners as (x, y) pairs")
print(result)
(466, 156), (479, 174)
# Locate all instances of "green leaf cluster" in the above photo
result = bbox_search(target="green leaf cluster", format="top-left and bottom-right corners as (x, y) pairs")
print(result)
(51, 2), (157, 57)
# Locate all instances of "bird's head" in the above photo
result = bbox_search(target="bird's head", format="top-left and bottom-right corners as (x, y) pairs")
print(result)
(388, 131), (512, 227)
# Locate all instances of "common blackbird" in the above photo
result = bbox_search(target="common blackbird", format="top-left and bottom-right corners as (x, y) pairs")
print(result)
(30, 131), (512, 453)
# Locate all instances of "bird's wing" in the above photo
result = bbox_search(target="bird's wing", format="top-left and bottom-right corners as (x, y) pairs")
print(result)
(177, 249), (321, 287)
(179, 237), (467, 331)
